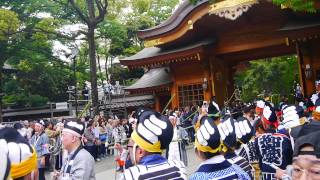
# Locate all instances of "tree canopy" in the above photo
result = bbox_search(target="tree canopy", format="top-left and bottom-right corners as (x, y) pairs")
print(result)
(189, 0), (317, 12)
(0, 0), (180, 114)
(234, 55), (299, 102)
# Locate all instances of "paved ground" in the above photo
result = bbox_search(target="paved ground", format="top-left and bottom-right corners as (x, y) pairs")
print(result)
(47, 145), (200, 180)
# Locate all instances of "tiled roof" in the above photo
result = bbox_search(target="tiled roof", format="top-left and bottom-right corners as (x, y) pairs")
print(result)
(124, 67), (172, 90)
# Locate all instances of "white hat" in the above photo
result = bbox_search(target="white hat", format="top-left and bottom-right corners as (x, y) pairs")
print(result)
(0, 139), (10, 180)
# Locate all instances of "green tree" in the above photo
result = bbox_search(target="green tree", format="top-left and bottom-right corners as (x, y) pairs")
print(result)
(0, 1), (90, 115)
(109, 63), (144, 85)
(189, 0), (316, 12)
(0, 9), (20, 122)
(130, 0), (180, 25)
(234, 55), (299, 102)
(272, 0), (316, 12)
(59, 0), (109, 114)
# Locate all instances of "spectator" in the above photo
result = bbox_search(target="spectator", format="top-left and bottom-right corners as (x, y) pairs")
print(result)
(93, 120), (101, 161)
(182, 106), (195, 142)
(106, 118), (114, 156)
(24, 120), (34, 140)
(84, 121), (99, 161)
(122, 118), (132, 139)
(13, 122), (27, 138)
(99, 120), (108, 159)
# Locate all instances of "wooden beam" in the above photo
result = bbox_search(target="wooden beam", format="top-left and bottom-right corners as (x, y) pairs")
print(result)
(214, 35), (286, 54)
(218, 44), (295, 63)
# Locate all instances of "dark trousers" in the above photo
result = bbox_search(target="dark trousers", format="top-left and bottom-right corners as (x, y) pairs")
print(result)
(100, 143), (106, 156)
(38, 168), (46, 180)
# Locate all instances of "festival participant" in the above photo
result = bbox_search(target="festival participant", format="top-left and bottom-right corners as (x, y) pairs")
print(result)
(54, 120), (96, 180)
(255, 103), (293, 180)
(120, 108), (186, 180)
(190, 116), (250, 179)
(30, 120), (50, 180)
(0, 127), (38, 180)
(0, 139), (10, 180)
(255, 99), (266, 117)
(219, 116), (255, 178)
(240, 103), (256, 126)
(195, 100), (221, 130)
(275, 131), (320, 180)
(290, 106), (320, 139)
(309, 78), (320, 109)
(278, 105), (307, 147)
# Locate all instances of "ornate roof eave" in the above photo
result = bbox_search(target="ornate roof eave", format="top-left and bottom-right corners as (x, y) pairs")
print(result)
(120, 39), (213, 68)
(140, 0), (262, 47)
(286, 34), (320, 46)
(125, 84), (171, 94)
(121, 50), (203, 69)
(280, 24), (320, 46)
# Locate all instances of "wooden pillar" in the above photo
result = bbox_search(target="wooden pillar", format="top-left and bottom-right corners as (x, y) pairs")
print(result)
(226, 64), (235, 99)
(209, 58), (216, 97)
(296, 43), (307, 97)
(203, 58), (212, 101)
(297, 41), (320, 97)
(210, 56), (231, 106)
(154, 94), (161, 112)
(170, 66), (179, 109)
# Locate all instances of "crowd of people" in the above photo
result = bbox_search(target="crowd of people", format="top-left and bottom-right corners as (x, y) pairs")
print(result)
(1, 80), (320, 180)
(0, 111), (134, 180)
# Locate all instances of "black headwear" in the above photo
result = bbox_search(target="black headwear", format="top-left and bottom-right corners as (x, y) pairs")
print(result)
(63, 121), (85, 137)
(293, 131), (320, 158)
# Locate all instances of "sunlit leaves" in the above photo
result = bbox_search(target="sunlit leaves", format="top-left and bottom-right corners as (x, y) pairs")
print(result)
(234, 55), (299, 102)
(0, 9), (20, 41)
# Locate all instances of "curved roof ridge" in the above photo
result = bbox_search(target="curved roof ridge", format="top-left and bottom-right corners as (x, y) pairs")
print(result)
(137, 0), (209, 40)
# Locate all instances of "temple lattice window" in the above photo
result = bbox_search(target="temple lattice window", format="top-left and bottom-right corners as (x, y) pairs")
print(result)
(178, 83), (204, 108)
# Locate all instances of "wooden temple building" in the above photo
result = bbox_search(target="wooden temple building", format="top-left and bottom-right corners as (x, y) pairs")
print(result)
(120, 0), (320, 112)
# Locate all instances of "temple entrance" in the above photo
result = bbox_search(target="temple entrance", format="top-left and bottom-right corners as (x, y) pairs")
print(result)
(157, 94), (171, 112)
(120, 0), (320, 109)
(233, 55), (300, 104)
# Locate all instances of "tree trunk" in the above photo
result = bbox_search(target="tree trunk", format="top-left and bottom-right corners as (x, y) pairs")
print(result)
(105, 55), (109, 82)
(0, 70), (3, 123)
(110, 56), (114, 79)
(88, 27), (99, 115)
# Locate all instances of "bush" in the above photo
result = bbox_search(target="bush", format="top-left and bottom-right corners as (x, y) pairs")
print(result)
(28, 94), (48, 107)
(3, 93), (48, 108)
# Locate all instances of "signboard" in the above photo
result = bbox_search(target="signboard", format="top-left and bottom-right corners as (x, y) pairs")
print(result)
(56, 102), (68, 110)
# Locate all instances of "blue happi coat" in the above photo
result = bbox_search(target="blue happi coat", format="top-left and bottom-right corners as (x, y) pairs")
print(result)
(30, 132), (50, 168)
(255, 133), (293, 180)
(190, 155), (250, 180)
